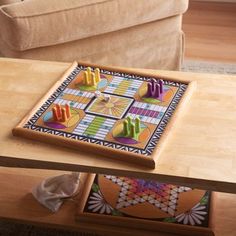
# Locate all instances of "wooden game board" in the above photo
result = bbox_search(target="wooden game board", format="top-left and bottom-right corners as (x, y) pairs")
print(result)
(13, 61), (195, 168)
(76, 173), (214, 236)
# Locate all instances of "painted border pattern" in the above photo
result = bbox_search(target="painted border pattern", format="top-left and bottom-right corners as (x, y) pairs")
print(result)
(23, 65), (188, 157)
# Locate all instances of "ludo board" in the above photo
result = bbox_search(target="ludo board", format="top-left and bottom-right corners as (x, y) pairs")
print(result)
(76, 173), (214, 236)
(13, 62), (195, 168)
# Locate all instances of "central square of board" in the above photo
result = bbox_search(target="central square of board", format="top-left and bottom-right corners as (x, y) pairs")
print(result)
(85, 94), (133, 119)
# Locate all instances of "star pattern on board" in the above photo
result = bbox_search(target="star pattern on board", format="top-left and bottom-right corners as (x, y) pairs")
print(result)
(105, 175), (192, 216)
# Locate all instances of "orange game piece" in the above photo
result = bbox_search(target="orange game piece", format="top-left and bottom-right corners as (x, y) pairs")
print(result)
(65, 104), (71, 118)
(55, 104), (62, 118)
(61, 108), (67, 122)
(52, 107), (59, 121)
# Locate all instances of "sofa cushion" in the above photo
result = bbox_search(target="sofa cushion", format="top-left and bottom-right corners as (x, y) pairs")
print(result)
(0, 0), (188, 51)
(0, 15), (183, 70)
(0, 0), (21, 6)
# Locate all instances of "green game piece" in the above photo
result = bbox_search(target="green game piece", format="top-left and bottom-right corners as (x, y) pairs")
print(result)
(121, 117), (142, 139)
(135, 117), (140, 133)
(130, 123), (136, 138)
(123, 120), (129, 136)
(127, 116), (132, 128)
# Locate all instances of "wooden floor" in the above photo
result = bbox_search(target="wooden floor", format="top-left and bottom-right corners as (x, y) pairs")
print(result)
(183, 1), (236, 62)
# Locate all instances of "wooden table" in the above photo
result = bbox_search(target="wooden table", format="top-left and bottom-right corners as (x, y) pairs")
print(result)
(0, 58), (236, 194)
(0, 58), (236, 236)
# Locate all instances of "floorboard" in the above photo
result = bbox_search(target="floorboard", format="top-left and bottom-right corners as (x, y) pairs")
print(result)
(183, 1), (236, 62)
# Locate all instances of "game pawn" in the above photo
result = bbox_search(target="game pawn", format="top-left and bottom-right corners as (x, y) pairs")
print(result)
(76, 67), (103, 91)
(52, 104), (71, 123)
(122, 116), (141, 139)
(145, 79), (164, 99)
(113, 116), (146, 145)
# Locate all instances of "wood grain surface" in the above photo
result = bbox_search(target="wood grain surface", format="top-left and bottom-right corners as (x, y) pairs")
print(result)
(183, 1), (236, 62)
(0, 58), (236, 193)
(0, 167), (235, 236)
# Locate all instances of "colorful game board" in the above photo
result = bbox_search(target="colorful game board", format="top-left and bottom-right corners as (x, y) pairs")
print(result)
(76, 174), (213, 236)
(13, 62), (195, 168)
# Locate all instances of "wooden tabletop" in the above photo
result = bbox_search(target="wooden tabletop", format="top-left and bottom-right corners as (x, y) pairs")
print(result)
(0, 58), (236, 193)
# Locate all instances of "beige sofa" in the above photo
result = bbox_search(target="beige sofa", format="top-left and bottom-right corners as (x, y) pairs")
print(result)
(0, 0), (188, 70)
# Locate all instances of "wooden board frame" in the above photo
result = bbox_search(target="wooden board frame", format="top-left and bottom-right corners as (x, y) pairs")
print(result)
(76, 173), (215, 236)
(12, 61), (196, 169)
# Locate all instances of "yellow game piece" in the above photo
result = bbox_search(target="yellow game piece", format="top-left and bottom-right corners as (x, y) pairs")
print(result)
(95, 68), (100, 83)
(84, 71), (89, 85)
(87, 67), (92, 81)
(91, 72), (96, 86)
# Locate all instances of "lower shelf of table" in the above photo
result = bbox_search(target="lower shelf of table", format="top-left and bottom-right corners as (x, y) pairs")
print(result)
(0, 167), (235, 236)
